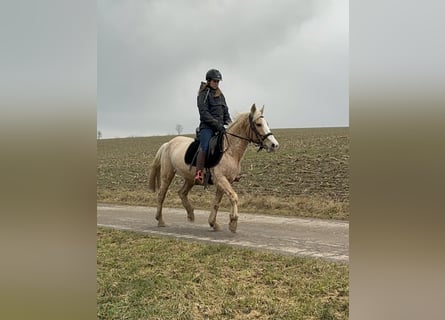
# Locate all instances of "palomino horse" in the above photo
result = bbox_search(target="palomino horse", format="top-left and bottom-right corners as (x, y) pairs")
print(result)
(148, 104), (279, 232)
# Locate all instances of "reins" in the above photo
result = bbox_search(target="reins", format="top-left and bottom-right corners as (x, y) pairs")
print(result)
(225, 131), (250, 142)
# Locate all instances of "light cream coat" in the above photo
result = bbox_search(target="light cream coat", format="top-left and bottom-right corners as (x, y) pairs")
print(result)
(148, 104), (279, 232)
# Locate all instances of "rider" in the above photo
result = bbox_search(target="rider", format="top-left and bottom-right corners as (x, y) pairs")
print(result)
(195, 68), (232, 184)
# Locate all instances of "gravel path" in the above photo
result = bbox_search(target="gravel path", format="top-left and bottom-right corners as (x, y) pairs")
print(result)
(98, 203), (349, 263)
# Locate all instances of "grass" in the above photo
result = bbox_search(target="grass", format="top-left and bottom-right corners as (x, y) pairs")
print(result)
(97, 228), (349, 320)
(97, 127), (349, 220)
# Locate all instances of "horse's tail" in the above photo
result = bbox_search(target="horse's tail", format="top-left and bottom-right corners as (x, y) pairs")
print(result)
(148, 142), (167, 192)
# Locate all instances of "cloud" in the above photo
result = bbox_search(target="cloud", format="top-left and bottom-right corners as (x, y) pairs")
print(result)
(98, 0), (348, 138)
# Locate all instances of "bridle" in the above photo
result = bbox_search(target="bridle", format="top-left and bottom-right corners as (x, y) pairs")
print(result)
(226, 114), (274, 152)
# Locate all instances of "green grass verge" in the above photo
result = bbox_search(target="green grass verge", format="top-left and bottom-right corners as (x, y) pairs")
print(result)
(97, 228), (349, 320)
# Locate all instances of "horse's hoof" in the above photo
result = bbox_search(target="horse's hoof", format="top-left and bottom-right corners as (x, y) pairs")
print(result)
(229, 220), (237, 233)
(157, 220), (166, 227)
(212, 223), (221, 231)
(187, 212), (195, 222)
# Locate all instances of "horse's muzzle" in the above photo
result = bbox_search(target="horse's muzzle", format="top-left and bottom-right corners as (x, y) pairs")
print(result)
(264, 138), (279, 152)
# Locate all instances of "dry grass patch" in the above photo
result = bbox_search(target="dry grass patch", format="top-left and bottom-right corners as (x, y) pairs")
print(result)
(98, 189), (348, 220)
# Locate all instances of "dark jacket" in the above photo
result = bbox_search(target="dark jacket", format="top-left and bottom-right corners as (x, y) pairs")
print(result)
(197, 82), (231, 131)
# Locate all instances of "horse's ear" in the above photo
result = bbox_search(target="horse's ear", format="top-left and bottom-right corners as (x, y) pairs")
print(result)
(260, 105), (264, 115)
(250, 103), (256, 114)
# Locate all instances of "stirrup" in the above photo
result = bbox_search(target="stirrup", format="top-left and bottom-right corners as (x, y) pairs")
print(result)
(195, 170), (204, 184)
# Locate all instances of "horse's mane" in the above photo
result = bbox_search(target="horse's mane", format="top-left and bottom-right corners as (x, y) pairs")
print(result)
(227, 112), (260, 129)
(227, 112), (250, 130)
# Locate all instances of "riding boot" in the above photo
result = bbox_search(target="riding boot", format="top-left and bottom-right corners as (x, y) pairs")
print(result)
(195, 150), (206, 184)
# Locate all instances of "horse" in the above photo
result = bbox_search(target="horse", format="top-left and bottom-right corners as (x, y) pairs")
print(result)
(148, 104), (279, 233)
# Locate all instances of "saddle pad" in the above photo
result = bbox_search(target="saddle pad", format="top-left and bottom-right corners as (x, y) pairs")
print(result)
(184, 134), (224, 168)
(184, 140), (200, 166)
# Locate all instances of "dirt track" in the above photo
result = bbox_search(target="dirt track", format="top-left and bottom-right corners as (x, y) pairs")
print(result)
(97, 204), (349, 263)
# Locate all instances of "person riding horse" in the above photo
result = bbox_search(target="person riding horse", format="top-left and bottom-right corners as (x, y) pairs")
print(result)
(148, 103), (279, 232)
(195, 69), (232, 184)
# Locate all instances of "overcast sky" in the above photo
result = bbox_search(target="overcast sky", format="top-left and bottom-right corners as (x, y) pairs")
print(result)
(98, 0), (348, 138)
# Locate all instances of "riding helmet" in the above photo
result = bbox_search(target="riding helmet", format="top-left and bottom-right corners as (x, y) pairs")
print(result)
(205, 69), (222, 81)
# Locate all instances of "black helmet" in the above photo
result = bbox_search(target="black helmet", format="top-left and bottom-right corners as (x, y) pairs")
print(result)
(206, 69), (222, 81)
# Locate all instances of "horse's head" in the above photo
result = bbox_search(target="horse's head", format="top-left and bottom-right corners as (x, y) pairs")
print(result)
(248, 104), (279, 152)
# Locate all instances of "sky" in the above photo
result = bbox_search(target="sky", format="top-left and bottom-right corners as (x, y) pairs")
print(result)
(98, 0), (348, 138)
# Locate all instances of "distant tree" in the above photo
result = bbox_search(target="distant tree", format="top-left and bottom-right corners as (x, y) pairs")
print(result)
(97, 130), (102, 139)
(175, 124), (183, 135)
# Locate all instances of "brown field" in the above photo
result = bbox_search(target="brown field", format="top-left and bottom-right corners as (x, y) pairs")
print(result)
(97, 127), (349, 220)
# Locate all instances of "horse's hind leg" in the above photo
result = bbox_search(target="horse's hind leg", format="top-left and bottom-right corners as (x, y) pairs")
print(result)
(155, 170), (175, 227)
(209, 187), (224, 231)
(178, 179), (195, 222)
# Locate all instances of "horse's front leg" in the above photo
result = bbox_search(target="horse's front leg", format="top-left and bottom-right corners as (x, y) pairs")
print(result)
(209, 187), (224, 231)
(215, 177), (239, 233)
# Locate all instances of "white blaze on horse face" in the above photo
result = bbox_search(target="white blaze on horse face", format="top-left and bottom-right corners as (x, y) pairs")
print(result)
(258, 117), (279, 152)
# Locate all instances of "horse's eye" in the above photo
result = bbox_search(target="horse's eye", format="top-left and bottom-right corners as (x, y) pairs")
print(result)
(256, 123), (262, 127)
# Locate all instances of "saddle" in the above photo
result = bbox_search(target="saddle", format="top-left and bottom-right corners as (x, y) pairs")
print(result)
(184, 132), (225, 185)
